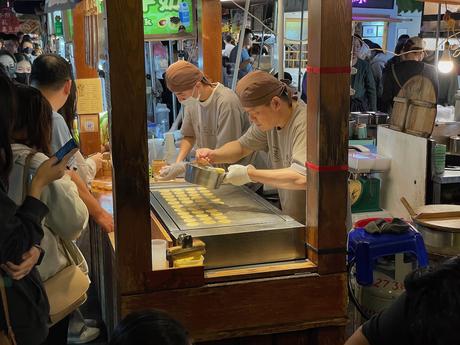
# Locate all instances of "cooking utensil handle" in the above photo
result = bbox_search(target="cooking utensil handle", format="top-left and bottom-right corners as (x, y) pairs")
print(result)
(400, 197), (417, 218)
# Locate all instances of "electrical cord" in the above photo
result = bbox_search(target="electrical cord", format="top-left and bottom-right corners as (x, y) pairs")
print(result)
(347, 259), (371, 321)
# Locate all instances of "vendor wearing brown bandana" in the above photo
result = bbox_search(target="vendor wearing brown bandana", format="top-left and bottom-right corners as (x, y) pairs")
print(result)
(159, 60), (262, 180)
(196, 70), (307, 223)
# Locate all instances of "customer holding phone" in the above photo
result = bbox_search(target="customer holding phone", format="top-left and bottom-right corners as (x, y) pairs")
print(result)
(0, 69), (77, 345)
(8, 84), (89, 344)
(30, 54), (113, 233)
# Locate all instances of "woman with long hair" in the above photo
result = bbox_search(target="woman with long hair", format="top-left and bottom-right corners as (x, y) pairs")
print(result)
(8, 84), (89, 344)
(0, 68), (74, 344)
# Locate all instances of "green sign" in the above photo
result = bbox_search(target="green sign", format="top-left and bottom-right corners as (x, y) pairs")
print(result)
(143, 0), (194, 37)
(54, 16), (63, 36)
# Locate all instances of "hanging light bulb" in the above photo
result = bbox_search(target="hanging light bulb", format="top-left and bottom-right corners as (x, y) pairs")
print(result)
(438, 42), (454, 74)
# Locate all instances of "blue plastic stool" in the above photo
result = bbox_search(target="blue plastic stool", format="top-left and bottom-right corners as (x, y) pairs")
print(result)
(347, 226), (428, 286)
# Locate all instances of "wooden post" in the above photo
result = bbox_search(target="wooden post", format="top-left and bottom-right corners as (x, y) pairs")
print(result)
(200, 0), (222, 82)
(105, 0), (151, 294)
(72, 2), (98, 79)
(306, 0), (351, 275)
(72, 2), (101, 155)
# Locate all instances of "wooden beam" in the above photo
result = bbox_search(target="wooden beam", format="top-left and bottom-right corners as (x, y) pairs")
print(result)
(306, 0), (351, 274)
(121, 273), (348, 342)
(200, 0), (222, 82)
(72, 3), (98, 79)
(105, 0), (151, 294)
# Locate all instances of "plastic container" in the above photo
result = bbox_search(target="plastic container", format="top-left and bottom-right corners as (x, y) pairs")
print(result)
(151, 239), (168, 270)
(178, 2), (190, 27)
(155, 103), (170, 139)
(164, 132), (177, 164)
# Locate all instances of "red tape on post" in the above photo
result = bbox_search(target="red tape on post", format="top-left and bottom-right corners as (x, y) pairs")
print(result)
(306, 66), (351, 74)
(306, 162), (348, 172)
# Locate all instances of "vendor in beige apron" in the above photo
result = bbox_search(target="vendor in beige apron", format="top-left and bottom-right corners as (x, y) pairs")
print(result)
(159, 61), (262, 180)
(196, 71), (307, 223)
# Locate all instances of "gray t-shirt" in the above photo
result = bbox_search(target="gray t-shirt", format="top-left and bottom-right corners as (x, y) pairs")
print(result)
(239, 100), (307, 223)
(181, 83), (259, 167)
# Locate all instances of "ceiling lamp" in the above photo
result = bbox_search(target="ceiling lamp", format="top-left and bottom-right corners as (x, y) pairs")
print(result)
(438, 42), (454, 73)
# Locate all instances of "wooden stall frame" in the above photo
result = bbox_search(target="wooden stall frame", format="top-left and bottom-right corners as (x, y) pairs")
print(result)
(94, 0), (352, 342)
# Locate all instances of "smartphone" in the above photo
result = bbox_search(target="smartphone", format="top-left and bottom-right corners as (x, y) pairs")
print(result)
(54, 138), (78, 162)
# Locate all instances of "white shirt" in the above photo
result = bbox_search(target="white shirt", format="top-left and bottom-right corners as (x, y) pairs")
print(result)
(222, 42), (235, 58)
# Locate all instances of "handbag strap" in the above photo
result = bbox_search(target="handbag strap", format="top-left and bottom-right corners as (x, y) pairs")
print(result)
(392, 64), (403, 89)
(21, 150), (37, 202)
(0, 275), (17, 345)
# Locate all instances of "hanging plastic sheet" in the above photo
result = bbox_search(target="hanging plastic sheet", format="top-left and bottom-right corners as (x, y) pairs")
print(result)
(44, 0), (82, 13)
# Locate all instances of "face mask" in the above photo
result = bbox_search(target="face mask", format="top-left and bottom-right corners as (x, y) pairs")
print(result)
(22, 47), (33, 55)
(358, 44), (371, 60)
(179, 85), (200, 107)
(15, 73), (30, 85)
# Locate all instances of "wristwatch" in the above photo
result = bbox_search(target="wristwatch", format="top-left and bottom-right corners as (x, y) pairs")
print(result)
(33, 245), (45, 266)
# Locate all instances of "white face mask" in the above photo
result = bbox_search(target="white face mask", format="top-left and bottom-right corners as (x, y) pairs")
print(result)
(179, 85), (200, 107)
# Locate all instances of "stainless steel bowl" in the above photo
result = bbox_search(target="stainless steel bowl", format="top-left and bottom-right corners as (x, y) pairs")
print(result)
(184, 163), (226, 189)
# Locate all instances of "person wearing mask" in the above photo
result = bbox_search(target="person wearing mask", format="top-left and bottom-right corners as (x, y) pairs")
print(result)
(229, 28), (254, 80)
(14, 53), (32, 85)
(8, 84), (89, 344)
(351, 35), (377, 112)
(222, 34), (235, 58)
(380, 36), (438, 113)
(0, 49), (16, 80)
(159, 60), (263, 180)
(19, 39), (35, 62)
(196, 71), (307, 223)
(109, 310), (191, 345)
(30, 54), (113, 233)
(0, 69), (77, 345)
(345, 256), (460, 345)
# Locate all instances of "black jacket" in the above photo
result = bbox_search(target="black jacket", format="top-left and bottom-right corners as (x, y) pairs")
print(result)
(0, 181), (50, 345)
(381, 60), (439, 113)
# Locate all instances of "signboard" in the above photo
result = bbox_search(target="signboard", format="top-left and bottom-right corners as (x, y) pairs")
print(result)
(352, 0), (394, 9)
(76, 78), (104, 115)
(0, 8), (20, 33)
(143, 0), (194, 37)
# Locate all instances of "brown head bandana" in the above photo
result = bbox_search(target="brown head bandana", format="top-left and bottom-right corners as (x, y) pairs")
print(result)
(236, 70), (288, 107)
(165, 61), (203, 92)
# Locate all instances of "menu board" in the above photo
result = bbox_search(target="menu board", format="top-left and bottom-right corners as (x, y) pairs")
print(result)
(75, 78), (103, 115)
(352, 0), (394, 9)
(143, 0), (194, 37)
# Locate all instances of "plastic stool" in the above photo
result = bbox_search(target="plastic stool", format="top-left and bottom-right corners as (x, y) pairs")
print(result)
(348, 223), (428, 286)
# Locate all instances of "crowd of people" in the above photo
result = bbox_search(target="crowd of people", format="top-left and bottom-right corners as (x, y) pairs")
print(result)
(350, 33), (442, 113)
(0, 30), (113, 344)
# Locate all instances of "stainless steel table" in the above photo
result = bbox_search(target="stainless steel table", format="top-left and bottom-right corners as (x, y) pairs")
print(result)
(150, 183), (305, 269)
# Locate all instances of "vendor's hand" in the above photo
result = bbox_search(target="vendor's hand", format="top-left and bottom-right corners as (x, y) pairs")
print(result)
(195, 148), (216, 164)
(94, 209), (114, 233)
(158, 162), (186, 180)
(224, 164), (254, 186)
(29, 149), (78, 198)
(89, 152), (103, 171)
(2, 246), (41, 280)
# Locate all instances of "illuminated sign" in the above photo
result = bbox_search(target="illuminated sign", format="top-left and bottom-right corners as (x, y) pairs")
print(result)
(143, 0), (194, 37)
(352, 0), (394, 9)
